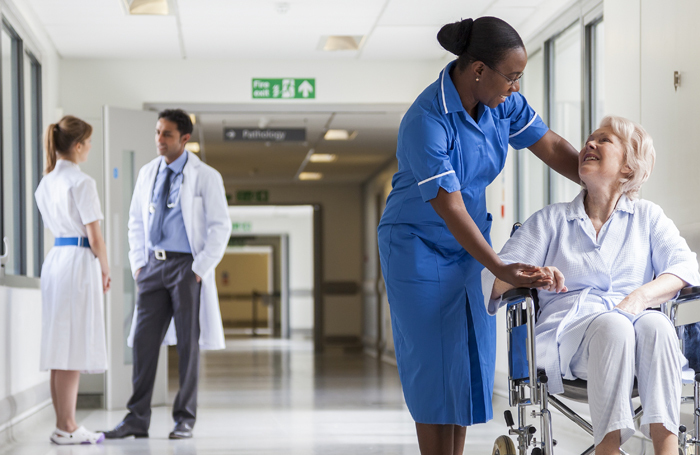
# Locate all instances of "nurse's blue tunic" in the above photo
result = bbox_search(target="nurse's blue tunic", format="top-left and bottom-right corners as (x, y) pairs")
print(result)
(378, 61), (548, 426)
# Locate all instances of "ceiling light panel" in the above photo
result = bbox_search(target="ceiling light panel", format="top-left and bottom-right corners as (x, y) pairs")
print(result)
(309, 154), (337, 163)
(299, 172), (323, 181)
(320, 36), (364, 51)
(324, 129), (357, 141)
(127, 0), (169, 15)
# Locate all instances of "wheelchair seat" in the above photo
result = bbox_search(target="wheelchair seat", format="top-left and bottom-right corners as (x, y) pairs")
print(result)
(502, 288), (640, 403)
(560, 377), (639, 403)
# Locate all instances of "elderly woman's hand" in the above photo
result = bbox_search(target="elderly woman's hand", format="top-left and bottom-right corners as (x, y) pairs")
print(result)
(615, 293), (648, 315)
(537, 266), (568, 294)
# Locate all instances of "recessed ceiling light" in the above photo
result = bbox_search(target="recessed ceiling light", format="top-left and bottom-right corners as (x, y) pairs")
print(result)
(189, 114), (196, 125)
(299, 172), (323, 181)
(309, 154), (337, 163)
(320, 36), (364, 51)
(324, 129), (357, 141)
(186, 142), (200, 153)
(125, 0), (169, 15)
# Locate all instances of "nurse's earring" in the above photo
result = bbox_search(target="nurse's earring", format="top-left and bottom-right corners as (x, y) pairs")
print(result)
(476, 78), (479, 82)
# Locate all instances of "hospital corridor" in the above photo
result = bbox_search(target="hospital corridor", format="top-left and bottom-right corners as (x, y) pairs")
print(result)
(1, 1), (700, 454)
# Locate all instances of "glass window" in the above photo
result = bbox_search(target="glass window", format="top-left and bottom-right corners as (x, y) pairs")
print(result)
(1, 24), (25, 276)
(0, 21), (40, 278)
(549, 22), (583, 204)
(517, 48), (547, 221)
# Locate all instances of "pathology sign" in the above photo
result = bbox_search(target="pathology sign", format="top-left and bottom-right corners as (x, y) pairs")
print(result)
(252, 78), (315, 99)
(224, 127), (306, 142)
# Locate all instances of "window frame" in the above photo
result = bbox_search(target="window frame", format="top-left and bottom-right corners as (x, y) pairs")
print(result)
(0, 14), (43, 281)
(1, 19), (27, 276)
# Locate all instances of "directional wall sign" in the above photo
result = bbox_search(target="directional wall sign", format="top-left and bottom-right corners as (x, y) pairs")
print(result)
(252, 78), (315, 99)
(224, 127), (306, 142)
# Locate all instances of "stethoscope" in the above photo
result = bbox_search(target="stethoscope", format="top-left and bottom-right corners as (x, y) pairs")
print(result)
(149, 160), (185, 214)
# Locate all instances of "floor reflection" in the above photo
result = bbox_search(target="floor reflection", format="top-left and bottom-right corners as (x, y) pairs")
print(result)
(3, 337), (602, 455)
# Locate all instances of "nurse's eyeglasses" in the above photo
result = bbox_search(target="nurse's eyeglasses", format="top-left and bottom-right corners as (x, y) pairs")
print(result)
(485, 64), (524, 87)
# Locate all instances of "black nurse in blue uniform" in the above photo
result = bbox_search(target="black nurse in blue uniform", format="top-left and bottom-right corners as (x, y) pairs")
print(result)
(378, 17), (580, 454)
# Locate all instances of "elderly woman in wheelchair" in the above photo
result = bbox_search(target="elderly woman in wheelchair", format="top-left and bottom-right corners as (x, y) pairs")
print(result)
(484, 115), (700, 454)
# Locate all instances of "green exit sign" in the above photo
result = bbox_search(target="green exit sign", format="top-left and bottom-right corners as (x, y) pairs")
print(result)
(236, 190), (269, 203)
(252, 78), (315, 99)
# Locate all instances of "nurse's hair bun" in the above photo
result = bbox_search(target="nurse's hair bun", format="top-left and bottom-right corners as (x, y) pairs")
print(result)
(438, 17), (525, 72)
(437, 19), (474, 56)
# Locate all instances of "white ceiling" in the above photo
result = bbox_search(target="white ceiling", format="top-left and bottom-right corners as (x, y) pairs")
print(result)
(24, 0), (571, 60)
(23, 0), (573, 184)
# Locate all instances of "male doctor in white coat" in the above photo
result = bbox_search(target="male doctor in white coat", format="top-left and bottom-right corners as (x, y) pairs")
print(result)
(104, 109), (231, 440)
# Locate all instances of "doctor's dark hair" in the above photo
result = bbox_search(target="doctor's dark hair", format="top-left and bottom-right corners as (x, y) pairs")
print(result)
(437, 17), (524, 72)
(44, 115), (93, 174)
(158, 109), (193, 137)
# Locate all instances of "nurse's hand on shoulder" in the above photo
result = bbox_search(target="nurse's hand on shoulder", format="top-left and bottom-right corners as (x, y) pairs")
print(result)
(134, 268), (142, 280)
(495, 262), (553, 289)
(195, 273), (201, 283)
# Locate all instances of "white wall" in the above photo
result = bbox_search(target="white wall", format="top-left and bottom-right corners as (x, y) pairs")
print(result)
(228, 205), (314, 332)
(606, 0), (700, 251)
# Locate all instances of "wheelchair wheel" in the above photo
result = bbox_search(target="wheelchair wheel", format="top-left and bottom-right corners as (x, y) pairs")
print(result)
(492, 435), (516, 455)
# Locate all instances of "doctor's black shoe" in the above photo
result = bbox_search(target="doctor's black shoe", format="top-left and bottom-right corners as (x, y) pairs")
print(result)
(169, 422), (193, 439)
(102, 421), (149, 439)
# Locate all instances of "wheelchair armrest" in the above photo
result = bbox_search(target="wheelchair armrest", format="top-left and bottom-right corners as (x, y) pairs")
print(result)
(502, 287), (534, 304)
(677, 285), (700, 302)
(668, 286), (700, 327)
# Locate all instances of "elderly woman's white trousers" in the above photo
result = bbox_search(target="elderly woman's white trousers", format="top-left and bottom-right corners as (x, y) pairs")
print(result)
(568, 310), (682, 446)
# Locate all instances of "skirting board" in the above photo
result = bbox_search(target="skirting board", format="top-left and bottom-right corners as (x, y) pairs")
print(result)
(0, 381), (51, 434)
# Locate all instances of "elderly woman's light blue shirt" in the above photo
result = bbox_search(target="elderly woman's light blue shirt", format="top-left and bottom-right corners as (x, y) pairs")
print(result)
(483, 191), (700, 394)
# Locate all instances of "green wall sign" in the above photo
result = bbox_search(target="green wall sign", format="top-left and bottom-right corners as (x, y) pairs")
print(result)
(236, 190), (269, 203)
(252, 78), (315, 99)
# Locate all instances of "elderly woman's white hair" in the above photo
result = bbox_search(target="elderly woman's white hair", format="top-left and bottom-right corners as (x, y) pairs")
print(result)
(586, 115), (656, 199)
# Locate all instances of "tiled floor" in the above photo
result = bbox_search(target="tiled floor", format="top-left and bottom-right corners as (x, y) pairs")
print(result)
(0, 338), (661, 454)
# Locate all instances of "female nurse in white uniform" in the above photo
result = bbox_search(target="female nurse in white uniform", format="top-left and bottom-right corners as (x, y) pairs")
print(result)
(378, 17), (580, 454)
(35, 116), (110, 445)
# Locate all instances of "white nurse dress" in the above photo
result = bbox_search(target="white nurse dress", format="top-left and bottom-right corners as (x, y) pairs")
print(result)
(35, 159), (107, 373)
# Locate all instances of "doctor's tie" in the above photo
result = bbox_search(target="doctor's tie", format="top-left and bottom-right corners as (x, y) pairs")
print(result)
(149, 167), (172, 247)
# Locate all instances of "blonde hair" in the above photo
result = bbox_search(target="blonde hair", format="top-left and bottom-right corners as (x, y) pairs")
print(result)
(595, 115), (655, 199)
(44, 115), (92, 174)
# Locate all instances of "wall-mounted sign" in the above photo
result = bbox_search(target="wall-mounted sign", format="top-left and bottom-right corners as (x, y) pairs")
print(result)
(236, 190), (269, 203)
(231, 222), (252, 232)
(224, 127), (306, 142)
(252, 78), (315, 99)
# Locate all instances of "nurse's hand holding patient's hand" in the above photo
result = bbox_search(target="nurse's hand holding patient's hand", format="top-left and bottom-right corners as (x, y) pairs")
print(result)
(495, 262), (552, 289)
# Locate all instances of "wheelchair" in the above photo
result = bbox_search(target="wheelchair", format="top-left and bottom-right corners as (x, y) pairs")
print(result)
(492, 283), (700, 455)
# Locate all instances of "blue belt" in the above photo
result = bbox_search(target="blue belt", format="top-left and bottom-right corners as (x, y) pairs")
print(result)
(54, 237), (90, 248)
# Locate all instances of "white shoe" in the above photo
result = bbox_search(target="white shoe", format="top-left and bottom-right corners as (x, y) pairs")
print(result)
(50, 426), (105, 445)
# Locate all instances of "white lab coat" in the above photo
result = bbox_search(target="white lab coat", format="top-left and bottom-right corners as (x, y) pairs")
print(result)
(127, 151), (231, 350)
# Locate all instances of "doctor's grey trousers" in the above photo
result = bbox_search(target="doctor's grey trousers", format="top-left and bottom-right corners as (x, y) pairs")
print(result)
(124, 251), (201, 431)
(568, 311), (683, 446)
